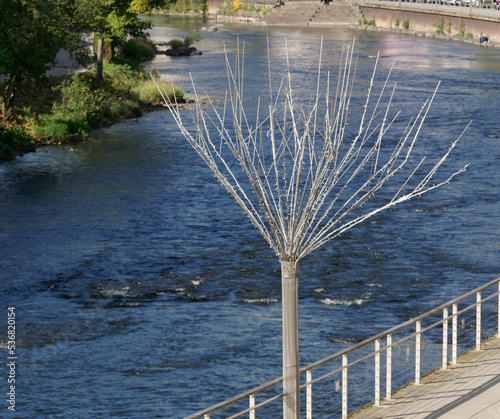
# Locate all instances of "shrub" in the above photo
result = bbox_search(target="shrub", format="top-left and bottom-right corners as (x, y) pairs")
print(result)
(121, 37), (156, 61)
(403, 20), (410, 30)
(183, 31), (202, 48)
(165, 0), (206, 14)
(55, 73), (104, 125)
(455, 19), (466, 36)
(102, 63), (144, 95)
(6, 62), (185, 149)
(433, 17), (444, 34)
(169, 32), (202, 50)
(218, 0), (236, 15)
(0, 125), (33, 160)
(169, 39), (184, 49)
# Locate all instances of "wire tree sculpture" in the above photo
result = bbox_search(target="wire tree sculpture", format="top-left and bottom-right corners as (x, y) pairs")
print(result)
(154, 38), (468, 418)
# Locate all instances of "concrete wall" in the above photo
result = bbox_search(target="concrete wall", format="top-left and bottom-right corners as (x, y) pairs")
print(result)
(358, 4), (500, 41)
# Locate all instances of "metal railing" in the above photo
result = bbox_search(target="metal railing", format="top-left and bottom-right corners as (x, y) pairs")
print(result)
(357, 0), (500, 18)
(185, 276), (500, 418)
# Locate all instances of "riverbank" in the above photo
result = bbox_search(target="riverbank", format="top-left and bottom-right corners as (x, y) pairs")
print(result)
(0, 61), (184, 162)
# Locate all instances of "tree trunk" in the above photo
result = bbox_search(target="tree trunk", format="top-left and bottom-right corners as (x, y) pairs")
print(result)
(96, 37), (104, 87)
(1, 75), (17, 122)
(281, 259), (300, 418)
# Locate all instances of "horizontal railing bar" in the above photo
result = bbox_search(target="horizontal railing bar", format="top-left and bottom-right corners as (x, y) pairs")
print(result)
(226, 393), (284, 419)
(300, 277), (500, 374)
(302, 288), (500, 389)
(184, 277), (500, 418)
(184, 377), (283, 419)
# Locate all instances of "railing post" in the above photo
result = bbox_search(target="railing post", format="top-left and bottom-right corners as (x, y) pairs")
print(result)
(342, 354), (348, 419)
(442, 307), (448, 369)
(375, 339), (380, 406)
(386, 333), (392, 400)
(476, 291), (482, 351)
(415, 320), (421, 385)
(306, 369), (312, 419)
(204, 414), (210, 419)
(452, 303), (458, 365)
(249, 394), (256, 419)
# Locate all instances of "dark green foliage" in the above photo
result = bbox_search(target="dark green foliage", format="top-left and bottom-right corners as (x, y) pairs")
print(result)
(56, 73), (105, 125)
(169, 31), (202, 50)
(183, 31), (202, 47)
(73, 0), (164, 84)
(159, 0), (207, 14)
(0, 125), (33, 161)
(169, 39), (184, 49)
(120, 37), (157, 62)
(0, 0), (75, 120)
(29, 63), (183, 143)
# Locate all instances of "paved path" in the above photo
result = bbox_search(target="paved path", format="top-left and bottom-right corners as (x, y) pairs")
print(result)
(350, 337), (500, 419)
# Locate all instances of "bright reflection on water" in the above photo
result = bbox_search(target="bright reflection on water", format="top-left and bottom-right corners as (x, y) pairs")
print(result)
(0, 17), (499, 418)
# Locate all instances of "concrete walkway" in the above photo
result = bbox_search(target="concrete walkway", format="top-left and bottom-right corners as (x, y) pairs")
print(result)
(350, 337), (500, 419)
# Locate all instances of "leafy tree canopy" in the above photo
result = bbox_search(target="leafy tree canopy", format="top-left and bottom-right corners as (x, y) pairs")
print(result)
(73, 0), (162, 85)
(0, 0), (82, 120)
(74, 0), (162, 39)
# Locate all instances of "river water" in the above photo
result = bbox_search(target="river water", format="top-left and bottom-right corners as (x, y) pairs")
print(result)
(1, 17), (499, 418)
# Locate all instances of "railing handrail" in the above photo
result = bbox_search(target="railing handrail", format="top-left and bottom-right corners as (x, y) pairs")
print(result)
(184, 276), (500, 418)
(302, 287), (500, 390)
(301, 276), (500, 372)
(184, 376), (284, 419)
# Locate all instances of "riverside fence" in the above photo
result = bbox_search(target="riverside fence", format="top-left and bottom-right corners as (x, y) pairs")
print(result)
(184, 276), (500, 418)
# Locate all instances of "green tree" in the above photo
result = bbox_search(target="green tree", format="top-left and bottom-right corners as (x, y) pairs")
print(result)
(0, 0), (74, 121)
(73, 0), (162, 86)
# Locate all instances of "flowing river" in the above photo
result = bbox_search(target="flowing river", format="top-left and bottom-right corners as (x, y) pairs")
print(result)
(1, 16), (499, 418)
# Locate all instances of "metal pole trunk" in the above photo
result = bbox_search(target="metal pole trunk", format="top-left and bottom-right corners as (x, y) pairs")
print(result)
(281, 259), (300, 418)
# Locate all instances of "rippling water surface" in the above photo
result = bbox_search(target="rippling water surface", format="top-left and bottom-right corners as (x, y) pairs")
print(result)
(1, 17), (499, 418)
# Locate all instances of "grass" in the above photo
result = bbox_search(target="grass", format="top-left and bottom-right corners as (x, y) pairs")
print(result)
(1, 61), (183, 160)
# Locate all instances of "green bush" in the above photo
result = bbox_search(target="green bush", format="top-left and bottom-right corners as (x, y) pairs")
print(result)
(55, 73), (105, 125)
(121, 37), (156, 62)
(0, 125), (33, 161)
(433, 17), (444, 34)
(31, 72), (105, 140)
(169, 32), (201, 50)
(7, 62), (185, 149)
(102, 63), (144, 95)
(217, 0), (235, 15)
(455, 19), (466, 36)
(31, 108), (91, 141)
(169, 39), (184, 49)
(161, 0), (206, 13)
(183, 31), (202, 48)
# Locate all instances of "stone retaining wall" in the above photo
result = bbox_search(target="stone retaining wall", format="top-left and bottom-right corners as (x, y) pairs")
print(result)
(358, 4), (500, 41)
